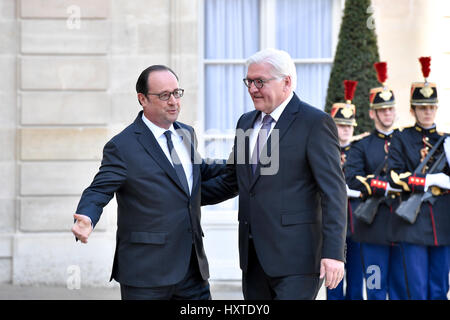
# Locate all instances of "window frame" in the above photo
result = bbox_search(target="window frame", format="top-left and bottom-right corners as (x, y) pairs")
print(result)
(198, 0), (344, 157)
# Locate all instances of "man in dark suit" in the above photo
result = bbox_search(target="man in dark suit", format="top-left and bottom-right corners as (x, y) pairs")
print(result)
(204, 48), (347, 300)
(71, 65), (235, 300)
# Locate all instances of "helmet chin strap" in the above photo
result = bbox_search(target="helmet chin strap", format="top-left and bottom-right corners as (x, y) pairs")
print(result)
(374, 109), (393, 132)
(411, 109), (421, 127)
(411, 109), (435, 129)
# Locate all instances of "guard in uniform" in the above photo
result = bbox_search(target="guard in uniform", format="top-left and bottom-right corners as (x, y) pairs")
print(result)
(345, 62), (403, 300)
(387, 57), (450, 299)
(327, 80), (364, 300)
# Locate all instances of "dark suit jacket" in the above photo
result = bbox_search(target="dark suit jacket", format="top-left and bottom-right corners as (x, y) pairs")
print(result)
(204, 93), (347, 277)
(76, 111), (229, 287)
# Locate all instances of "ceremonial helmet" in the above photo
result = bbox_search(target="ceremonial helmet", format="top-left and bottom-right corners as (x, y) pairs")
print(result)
(330, 80), (358, 126)
(410, 57), (438, 107)
(369, 62), (396, 109)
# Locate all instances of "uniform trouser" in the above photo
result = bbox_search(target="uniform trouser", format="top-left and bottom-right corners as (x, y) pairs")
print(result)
(327, 238), (364, 300)
(360, 243), (403, 300)
(389, 243), (449, 300)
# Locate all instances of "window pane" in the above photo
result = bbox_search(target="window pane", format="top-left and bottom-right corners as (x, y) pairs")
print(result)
(205, 65), (254, 132)
(205, 0), (260, 59)
(296, 63), (332, 110)
(204, 0), (260, 130)
(276, 0), (333, 59)
(276, 0), (333, 111)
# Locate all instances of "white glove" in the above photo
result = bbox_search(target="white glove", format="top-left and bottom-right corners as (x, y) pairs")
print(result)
(385, 183), (402, 196)
(346, 184), (361, 198)
(425, 173), (450, 192)
(444, 136), (450, 166)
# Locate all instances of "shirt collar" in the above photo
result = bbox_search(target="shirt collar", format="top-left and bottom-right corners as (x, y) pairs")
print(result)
(375, 128), (394, 139)
(258, 92), (294, 125)
(340, 142), (351, 150)
(142, 113), (176, 139)
(414, 123), (437, 134)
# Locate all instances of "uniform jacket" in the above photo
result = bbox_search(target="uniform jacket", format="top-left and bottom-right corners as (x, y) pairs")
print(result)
(345, 129), (400, 245)
(387, 124), (450, 246)
(341, 144), (361, 238)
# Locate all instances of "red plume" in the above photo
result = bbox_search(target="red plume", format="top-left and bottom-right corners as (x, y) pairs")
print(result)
(344, 80), (358, 102)
(374, 62), (388, 84)
(419, 56), (431, 79)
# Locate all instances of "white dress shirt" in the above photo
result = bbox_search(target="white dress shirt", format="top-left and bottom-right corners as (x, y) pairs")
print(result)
(249, 92), (294, 156)
(142, 114), (193, 194)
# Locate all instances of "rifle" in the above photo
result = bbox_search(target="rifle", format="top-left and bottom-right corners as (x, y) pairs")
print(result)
(395, 134), (448, 224)
(353, 156), (388, 225)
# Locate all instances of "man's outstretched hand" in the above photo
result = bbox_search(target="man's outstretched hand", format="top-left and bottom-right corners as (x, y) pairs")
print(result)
(72, 214), (93, 243)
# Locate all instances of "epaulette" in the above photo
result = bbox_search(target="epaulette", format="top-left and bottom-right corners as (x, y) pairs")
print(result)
(351, 131), (370, 143)
(393, 125), (413, 133)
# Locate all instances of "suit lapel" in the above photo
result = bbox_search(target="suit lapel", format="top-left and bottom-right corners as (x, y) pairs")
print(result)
(267, 93), (301, 155)
(133, 113), (189, 196)
(249, 94), (300, 190)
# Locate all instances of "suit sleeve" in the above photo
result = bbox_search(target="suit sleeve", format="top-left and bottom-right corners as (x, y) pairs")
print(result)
(306, 114), (347, 262)
(387, 131), (419, 193)
(345, 139), (381, 197)
(187, 126), (229, 180)
(200, 119), (240, 206)
(75, 139), (127, 228)
(201, 148), (239, 205)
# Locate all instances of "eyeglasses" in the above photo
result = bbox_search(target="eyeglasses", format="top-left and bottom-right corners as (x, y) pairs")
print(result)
(147, 88), (184, 101)
(243, 78), (278, 89)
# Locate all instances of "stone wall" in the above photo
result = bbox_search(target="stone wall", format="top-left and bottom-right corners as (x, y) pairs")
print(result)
(16, 0), (114, 287)
(2, 0), (200, 287)
(0, 0), (17, 284)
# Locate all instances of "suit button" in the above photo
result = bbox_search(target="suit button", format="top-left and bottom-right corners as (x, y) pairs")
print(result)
(244, 221), (248, 225)
(250, 192), (255, 197)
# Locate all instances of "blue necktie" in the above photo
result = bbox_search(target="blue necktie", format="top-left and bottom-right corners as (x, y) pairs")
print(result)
(164, 131), (190, 195)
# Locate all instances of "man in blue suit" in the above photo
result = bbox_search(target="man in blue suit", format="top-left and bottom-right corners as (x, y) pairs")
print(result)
(71, 65), (236, 300)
